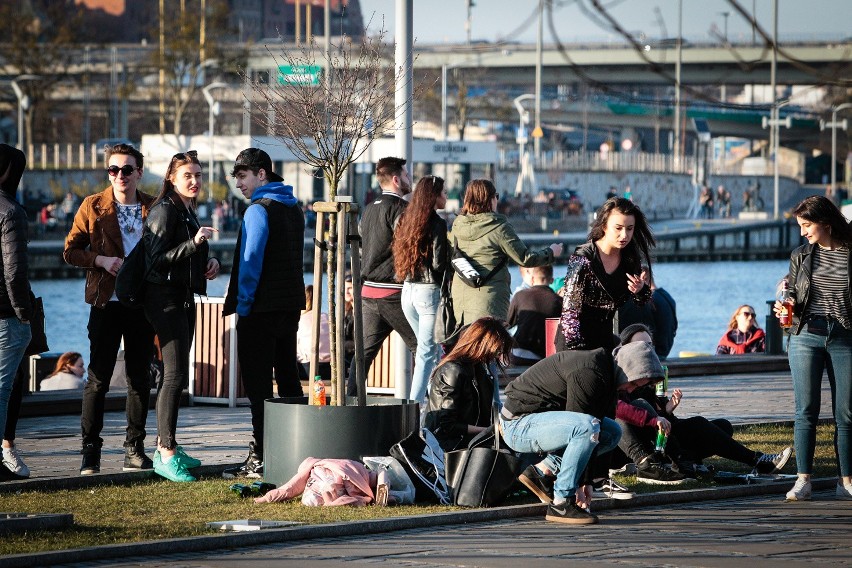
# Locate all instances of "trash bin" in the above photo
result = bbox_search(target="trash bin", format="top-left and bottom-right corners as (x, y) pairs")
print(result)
(764, 299), (785, 355)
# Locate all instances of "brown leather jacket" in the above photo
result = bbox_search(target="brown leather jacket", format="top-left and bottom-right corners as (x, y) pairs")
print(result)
(63, 187), (154, 308)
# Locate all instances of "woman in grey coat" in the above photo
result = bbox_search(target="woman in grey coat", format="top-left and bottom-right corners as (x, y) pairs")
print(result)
(451, 179), (562, 327)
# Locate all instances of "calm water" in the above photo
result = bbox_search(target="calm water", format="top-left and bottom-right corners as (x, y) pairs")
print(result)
(33, 259), (789, 360)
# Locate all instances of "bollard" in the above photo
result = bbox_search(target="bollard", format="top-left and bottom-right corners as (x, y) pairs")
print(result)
(764, 299), (784, 354)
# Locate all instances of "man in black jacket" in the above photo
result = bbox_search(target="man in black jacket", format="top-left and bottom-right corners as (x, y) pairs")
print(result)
(346, 157), (417, 396)
(0, 144), (33, 481)
(499, 348), (621, 524)
(223, 148), (304, 479)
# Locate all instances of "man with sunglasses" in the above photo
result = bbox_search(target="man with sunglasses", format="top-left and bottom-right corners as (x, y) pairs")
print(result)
(64, 143), (156, 475)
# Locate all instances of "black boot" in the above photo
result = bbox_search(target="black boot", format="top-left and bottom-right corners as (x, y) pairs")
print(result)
(123, 441), (154, 471)
(222, 442), (263, 479)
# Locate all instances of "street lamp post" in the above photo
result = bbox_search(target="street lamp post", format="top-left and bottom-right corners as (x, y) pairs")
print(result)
(821, 103), (852, 196)
(202, 82), (228, 203)
(514, 94), (536, 197)
(762, 99), (792, 219)
(10, 74), (39, 151)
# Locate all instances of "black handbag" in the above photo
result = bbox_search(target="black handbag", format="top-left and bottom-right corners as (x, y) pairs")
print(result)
(444, 408), (523, 507)
(115, 237), (148, 309)
(389, 428), (451, 504)
(24, 292), (48, 356)
(433, 268), (460, 345)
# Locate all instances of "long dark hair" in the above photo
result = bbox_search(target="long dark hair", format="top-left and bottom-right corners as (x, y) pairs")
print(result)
(438, 317), (514, 370)
(792, 195), (852, 247)
(589, 197), (656, 277)
(155, 150), (201, 206)
(393, 175), (445, 281)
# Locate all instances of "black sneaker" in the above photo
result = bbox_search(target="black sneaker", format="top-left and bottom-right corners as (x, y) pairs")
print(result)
(518, 465), (554, 504)
(80, 444), (101, 475)
(753, 447), (792, 475)
(0, 462), (27, 482)
(591, 477), (634, 499)
(636, 461), (688, 485)
(545, 500), (598, 525)
(123, 442), (154, 471)
(222, 442), (263, 479)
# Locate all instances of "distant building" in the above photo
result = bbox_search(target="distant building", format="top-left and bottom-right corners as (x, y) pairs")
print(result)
(73, 0), (363, 44)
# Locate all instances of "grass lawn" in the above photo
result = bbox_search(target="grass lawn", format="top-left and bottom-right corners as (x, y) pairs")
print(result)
(0, 422), (838, 556)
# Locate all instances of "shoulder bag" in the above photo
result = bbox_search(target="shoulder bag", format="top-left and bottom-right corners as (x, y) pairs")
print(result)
(443, 407), (524, 507)
(451, 238), (507, 288)
(115, 237), (149, 309)
(433, 267), (460, 345)
(24, 292), (48, 356)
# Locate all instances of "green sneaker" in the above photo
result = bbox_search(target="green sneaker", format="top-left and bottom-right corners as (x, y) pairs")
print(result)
(153, 451), (196, 482)
(175, 446), (201, 469)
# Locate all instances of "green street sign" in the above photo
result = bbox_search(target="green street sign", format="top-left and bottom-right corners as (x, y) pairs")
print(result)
(277, 65), (322, 86)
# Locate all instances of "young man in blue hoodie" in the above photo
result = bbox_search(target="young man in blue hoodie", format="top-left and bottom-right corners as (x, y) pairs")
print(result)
(223, 148), (305, 479)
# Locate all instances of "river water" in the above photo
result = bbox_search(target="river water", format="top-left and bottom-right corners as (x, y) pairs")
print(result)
(33, 259), (789, 360)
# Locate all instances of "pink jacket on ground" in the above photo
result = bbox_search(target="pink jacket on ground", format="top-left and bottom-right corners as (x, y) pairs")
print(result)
(255, 457), (378, 506)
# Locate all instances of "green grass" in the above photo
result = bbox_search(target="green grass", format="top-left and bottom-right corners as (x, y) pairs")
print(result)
(0, 422), (838, 556)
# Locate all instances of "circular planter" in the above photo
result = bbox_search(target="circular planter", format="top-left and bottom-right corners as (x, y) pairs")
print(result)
(263, 396), (420, 486)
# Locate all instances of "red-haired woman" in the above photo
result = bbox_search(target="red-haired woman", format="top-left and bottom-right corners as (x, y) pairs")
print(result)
(393, 175), (450, 404)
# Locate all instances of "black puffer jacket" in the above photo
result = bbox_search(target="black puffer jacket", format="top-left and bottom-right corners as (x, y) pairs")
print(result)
(424, 361), (494, 452)
(0, 145), (31, 321)
(143, 192), (209, 295)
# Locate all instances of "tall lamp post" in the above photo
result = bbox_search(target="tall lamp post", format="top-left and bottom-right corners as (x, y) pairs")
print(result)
(821, 103), (852, 196)
(202, 82), (228, 204)
(10, 74), (39, 151)
(762, 98), (792, 219)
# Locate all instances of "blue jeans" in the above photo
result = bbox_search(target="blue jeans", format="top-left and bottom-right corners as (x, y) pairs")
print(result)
(401, 282), (440, 403)
(0, 317), (31, 438)
(500, 412), (620, 502)
(789, 322), (852, 477)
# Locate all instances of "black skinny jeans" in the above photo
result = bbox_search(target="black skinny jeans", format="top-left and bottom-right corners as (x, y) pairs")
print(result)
(346, 294), (417, 396)
(82, 302), (155, 448)
(144, 283), (194, 451)
(237, 309), (301, 455)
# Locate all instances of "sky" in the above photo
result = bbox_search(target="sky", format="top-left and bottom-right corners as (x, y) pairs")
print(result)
(358, 0), (851, 45)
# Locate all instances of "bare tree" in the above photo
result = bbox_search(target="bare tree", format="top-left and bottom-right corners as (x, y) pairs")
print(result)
(248, 28), (416, 403)
(0, 0), (83, 145)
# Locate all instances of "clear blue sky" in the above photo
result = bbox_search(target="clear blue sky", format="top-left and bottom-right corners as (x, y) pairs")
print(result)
(358, 0), (850, 45)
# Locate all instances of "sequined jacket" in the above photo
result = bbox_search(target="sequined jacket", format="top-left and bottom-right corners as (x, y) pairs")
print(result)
(559, 242), (651, 350)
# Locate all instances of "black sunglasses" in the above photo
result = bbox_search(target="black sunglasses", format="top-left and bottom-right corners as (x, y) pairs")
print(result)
(172, 150), (198, 161)
(107, 165), (138, 177)
(740, 311), (756, 317)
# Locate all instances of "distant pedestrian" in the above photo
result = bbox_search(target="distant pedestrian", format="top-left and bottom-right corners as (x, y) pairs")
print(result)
(507, 265), (562, 365)
(143, 150), (219, 482)
(64, 143), (156, 476)
(0, 144), (33, 482)
(773, 196), (852, 502)
(223, 148), (304, 480)
(716, 305), (765, 355)
(557, 197), (655, 353)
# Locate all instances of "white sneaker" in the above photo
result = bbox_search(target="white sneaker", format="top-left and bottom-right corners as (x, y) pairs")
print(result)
(2, 446), (29, 478)
(836, 483), (852, 501)
(785, 477), (812, 501)
(592, 478), (634, 500)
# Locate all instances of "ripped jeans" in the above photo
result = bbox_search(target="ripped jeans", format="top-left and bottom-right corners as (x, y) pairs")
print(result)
(500, 411), (619, 502)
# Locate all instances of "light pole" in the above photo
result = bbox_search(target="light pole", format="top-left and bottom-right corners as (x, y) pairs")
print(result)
(762, 99), (792, 219)
(719, 11), (730, 43)
(10, 74), (39, 151)
(202, 82), (228, 203)
(821, 103), (852, 196)
(514, 94), (536, 197)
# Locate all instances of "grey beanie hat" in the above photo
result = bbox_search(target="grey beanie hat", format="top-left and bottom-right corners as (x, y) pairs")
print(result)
(619, 323), (652, 346)
(613, 341), (665, 386)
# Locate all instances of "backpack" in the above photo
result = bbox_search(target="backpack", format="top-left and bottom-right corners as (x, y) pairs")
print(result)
(115, 238), (148, 309)
(389, 428), (451, 504)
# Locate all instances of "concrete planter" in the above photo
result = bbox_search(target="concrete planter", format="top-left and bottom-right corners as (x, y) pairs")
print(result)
(263, 396), (420, 486)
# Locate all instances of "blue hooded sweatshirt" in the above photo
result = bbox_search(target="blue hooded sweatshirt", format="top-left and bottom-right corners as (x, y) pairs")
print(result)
(236, 181), (299, 316)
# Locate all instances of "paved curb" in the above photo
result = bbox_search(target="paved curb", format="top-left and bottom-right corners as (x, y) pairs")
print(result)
(0, 477), (836, 568)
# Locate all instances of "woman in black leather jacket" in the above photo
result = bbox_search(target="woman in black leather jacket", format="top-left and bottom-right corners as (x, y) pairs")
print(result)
(772, 196), (852, 502)
(424, 317), (513, 452)
(143, 150), (219, 483)
(392, 175), (450, 404)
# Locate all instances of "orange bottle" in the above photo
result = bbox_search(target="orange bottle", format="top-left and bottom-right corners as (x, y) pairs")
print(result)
(778, 281), (794, 329)
(313, 376), (326, 406)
